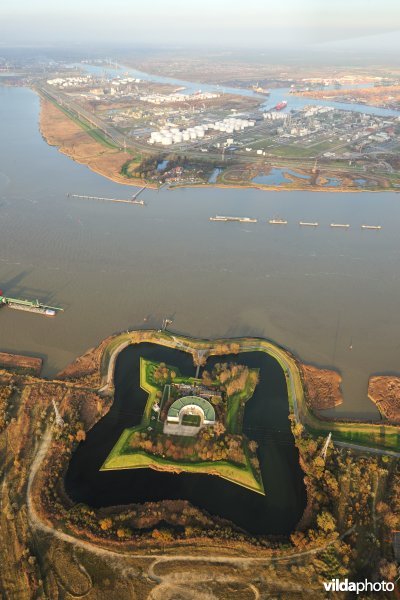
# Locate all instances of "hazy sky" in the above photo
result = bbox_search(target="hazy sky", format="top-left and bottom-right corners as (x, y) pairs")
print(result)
(1, 0), (400, 48)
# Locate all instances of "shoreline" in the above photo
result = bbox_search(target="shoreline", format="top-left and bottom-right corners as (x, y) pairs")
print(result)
(37, 95), (398, 195)
(57, 329), (400, 454)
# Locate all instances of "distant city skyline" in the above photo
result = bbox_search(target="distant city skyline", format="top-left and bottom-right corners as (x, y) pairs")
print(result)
(1, 0), (399, 49)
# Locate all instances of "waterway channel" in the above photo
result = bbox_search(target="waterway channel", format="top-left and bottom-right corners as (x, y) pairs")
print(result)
(65, 342), (306, 536)
(1, 84), (400, 420)
(80, 62), (400, 118)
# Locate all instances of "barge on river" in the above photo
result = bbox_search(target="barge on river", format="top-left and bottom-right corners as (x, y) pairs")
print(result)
(269, 219), (288, 225)
(0, 291), (63, 317)
(210, 215), (258, 223)
(330, 223), (350, 229)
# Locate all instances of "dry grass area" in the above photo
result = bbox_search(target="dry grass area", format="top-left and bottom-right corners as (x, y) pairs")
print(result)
(298, 85), (400, 108)
(0, 334), (398, 598)
(301, 364), (343, 411)
(39, 99), (144, 186)
(0, 351), (42, 375)
(368, 375), (400, 423)
(0, 340), (326, 598)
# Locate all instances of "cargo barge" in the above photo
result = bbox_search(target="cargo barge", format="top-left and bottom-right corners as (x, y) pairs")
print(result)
(0, 291), (63, 317)
(210, 215), (258, 223)
(330, 223), (350, 229)
(269, 219), (288, 225)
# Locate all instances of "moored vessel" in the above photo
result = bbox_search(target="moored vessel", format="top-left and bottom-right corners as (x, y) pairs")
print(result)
(210, 215), (258, 223)
(0, 291), (63, 317)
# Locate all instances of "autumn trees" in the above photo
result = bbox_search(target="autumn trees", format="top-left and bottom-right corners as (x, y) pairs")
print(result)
(127, 428), (248, 466)
(202, 362), (259, 401)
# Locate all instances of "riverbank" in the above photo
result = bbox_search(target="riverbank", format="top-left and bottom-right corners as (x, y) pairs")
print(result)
(301, 364), (343, 411)
(368, 375), (400, 423)
(38, 94), (398, 194)
(0, 351), (42, 375)
(39, 98), (156, 189)
(2, 335), (398, 600)
(295, 85), (400, 111)
(57, 330), (400, 454)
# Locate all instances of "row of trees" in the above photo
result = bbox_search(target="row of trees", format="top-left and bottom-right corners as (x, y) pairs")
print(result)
(128, 427), (249, 465)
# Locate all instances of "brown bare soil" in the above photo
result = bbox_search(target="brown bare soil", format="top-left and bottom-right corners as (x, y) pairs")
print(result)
(368, 376), (400, 423)
(297, 85), (400, 108)
(0, 351), (42, 375)
(301, 364), (343, 411)
(39, 99), (148, 187)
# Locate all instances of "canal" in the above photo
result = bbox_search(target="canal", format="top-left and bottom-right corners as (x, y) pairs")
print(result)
(65, 342), (306, 535)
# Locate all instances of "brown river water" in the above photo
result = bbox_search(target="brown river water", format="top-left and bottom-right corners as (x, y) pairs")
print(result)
(1, 85), (400, 419)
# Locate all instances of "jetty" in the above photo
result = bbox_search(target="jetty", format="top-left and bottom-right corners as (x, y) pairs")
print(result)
(132, 185), (147, 200)
(67, 194), (145, 206)
(210, 215), (258, 223)
(0, 292), (63, 317)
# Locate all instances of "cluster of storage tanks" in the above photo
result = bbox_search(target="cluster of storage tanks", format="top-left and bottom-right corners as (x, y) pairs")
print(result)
(148, 118), (255, 146)
(208, 117), (255, 134)
(148, 126), (206, 145)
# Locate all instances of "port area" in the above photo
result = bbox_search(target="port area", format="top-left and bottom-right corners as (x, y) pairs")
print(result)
(0, 292), (63, 317)
(35, 70), (400, 193)
(0, 352), (42, 376)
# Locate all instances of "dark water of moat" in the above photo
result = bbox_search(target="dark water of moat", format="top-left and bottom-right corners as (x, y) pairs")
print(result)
(65, 343), (306, 535)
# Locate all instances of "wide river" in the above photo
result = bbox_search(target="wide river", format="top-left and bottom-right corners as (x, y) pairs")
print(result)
(1, 85), (400, 419)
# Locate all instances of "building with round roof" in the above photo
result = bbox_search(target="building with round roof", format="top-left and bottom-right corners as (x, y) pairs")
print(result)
(164, 395), (215, 436)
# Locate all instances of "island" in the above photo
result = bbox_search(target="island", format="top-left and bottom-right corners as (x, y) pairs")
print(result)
(101, 357), (264, 494)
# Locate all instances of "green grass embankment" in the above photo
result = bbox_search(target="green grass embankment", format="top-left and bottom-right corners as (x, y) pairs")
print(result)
(39, 90), (120, 150)
(98, 331), (400, 455)
(102, 448), (264, 494)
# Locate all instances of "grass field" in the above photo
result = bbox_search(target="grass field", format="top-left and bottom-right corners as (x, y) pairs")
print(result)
(102, 448), (264, 494)
(42, 93), (120, 150)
